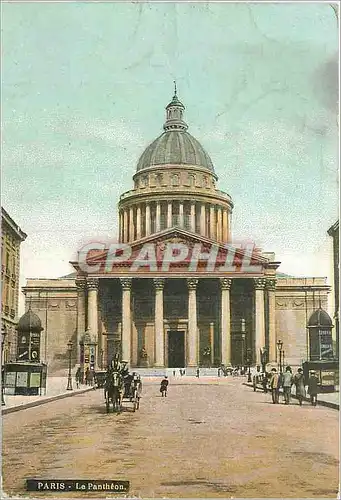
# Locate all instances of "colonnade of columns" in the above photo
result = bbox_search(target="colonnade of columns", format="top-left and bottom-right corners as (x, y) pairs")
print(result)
(119, 200), (231, 243)
(76, 276), (278, 368)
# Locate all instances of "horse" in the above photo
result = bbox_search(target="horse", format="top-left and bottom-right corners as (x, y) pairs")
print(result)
(104, 371), (124, 413)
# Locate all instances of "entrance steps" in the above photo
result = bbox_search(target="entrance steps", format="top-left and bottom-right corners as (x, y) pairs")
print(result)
(131, 367), (219, 377)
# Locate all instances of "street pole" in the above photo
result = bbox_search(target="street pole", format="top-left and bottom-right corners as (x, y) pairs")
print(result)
(66, 340), (73, 391)
(277, 340), (283, 373)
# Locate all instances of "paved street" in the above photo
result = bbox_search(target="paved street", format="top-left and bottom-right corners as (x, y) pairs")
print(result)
(2, 378), (339, 498)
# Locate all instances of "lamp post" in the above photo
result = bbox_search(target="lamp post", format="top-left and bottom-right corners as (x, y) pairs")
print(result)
(100, 349), (104, 370)
(261, 347), (267, 373)
(66, 340), (73, 391)
(1, 326), (7, 406)
(246, 347), (252, 382)
(277, 340), (283, 373)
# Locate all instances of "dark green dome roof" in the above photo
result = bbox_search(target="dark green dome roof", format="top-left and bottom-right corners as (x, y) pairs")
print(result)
(136, 89), (215, 173)
(17, 309), (43, 333)
(308, 308), (333, 327)
(137, 130), (214, 172)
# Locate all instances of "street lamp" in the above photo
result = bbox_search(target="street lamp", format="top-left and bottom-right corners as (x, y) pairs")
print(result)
(261, 347), (268, 373)
(246, 347), (252, 382)
(1, 326), (7, 406)
(277, 340), (283, 373)
(66, 340), (73, 391)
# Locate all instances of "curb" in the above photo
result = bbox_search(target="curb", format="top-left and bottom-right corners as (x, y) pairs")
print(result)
(243, 383), (339, 410)
(2, 386), (96, 415)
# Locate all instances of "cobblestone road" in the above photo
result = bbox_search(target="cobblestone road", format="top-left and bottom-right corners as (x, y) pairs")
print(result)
(2, 378), (339, 498)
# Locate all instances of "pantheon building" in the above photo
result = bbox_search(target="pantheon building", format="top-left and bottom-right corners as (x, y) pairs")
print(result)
(23, 91), (332, 373)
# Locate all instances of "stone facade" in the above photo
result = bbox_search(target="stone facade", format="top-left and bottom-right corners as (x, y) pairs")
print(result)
(1, 208), (27, 362)
(22, 92), (332, 373)
(22, 279), (78, 373)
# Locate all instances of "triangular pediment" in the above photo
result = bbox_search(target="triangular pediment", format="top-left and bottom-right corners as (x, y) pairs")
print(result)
(72, 227), (279, 276)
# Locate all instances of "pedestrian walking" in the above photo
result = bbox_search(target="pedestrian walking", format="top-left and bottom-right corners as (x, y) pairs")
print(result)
(85, 367), (90, 386)
(293, 368), (306, 406)
(307, 370), (319, 406)
(282, 366), (294, 405)
(173, 370), (176, 377)
(262, 370), (269, 393)
(160, 376), (169, 397)
(252, 365), (262, 392)
(218, 367), (221, 377)
(75, 367), (81, 389)
(196, 368), (200, 378)
(88, 368), (95, 386)
(269, 368), (280, 404)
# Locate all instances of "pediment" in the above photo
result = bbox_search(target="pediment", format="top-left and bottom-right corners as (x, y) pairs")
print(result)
(74, 227), (277, 276)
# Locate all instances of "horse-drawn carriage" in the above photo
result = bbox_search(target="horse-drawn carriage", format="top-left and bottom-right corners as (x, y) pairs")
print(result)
(104, 368), (142, 413)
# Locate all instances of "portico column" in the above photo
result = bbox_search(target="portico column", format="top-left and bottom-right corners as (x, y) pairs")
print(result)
(222, 210), (228, 242)
(209, 322), (215, 365)
(129, 207), (134, 241)
(200, 204), (206, 236)
(179, 201), (184, 228)
(120, 278), (132, 364)
(167, 202), (172, 228)
(123, 210), (128, 243)
(136, 205), (141, 239)
(210, 205), (216, 240)
(156, 201), (161, 232)
(190, 203), (196, 232)
(220, 278), (232, 365)
(266, 278), (277, 363)
(75, 278), (86, 364)
(145, 204), (151, 236)
(153, 278), (165, 367)
(187, 278), (198, 366)
(87, 278), (99, 337)
(254, 278), (266, 365)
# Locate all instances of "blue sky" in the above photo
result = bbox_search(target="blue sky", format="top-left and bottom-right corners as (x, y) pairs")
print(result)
(1, 2), (339, 309)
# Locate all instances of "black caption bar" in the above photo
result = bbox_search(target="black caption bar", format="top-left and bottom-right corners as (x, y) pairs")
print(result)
(26, 479), (130, 493)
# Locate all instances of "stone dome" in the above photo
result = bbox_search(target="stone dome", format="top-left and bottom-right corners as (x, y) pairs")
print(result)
(137, 130), (214, 172)
(308, 308), (333, 327)
(136, 88), (215, 173)
(17, 309), (43, 333)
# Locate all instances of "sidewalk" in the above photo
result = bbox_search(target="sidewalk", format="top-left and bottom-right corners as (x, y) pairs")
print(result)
(244, 382), (340, 410)
(2, 377), (95, 415)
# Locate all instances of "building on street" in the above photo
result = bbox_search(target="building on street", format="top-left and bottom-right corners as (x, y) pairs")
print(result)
(23, 91), (331, 373)
(1, 208), (27, 363)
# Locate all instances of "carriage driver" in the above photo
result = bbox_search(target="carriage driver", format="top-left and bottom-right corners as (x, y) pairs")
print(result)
(111, 353), (121, 372)
(120, 361), (133, 397)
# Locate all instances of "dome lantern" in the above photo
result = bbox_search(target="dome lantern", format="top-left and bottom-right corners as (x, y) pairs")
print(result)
(163, 82), (188, 132)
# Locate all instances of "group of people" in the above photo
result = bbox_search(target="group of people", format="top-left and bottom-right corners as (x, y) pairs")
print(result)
(75, 366), (95, 388)
(253, 365), (320, 406)
(172, 369), (186, 377)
